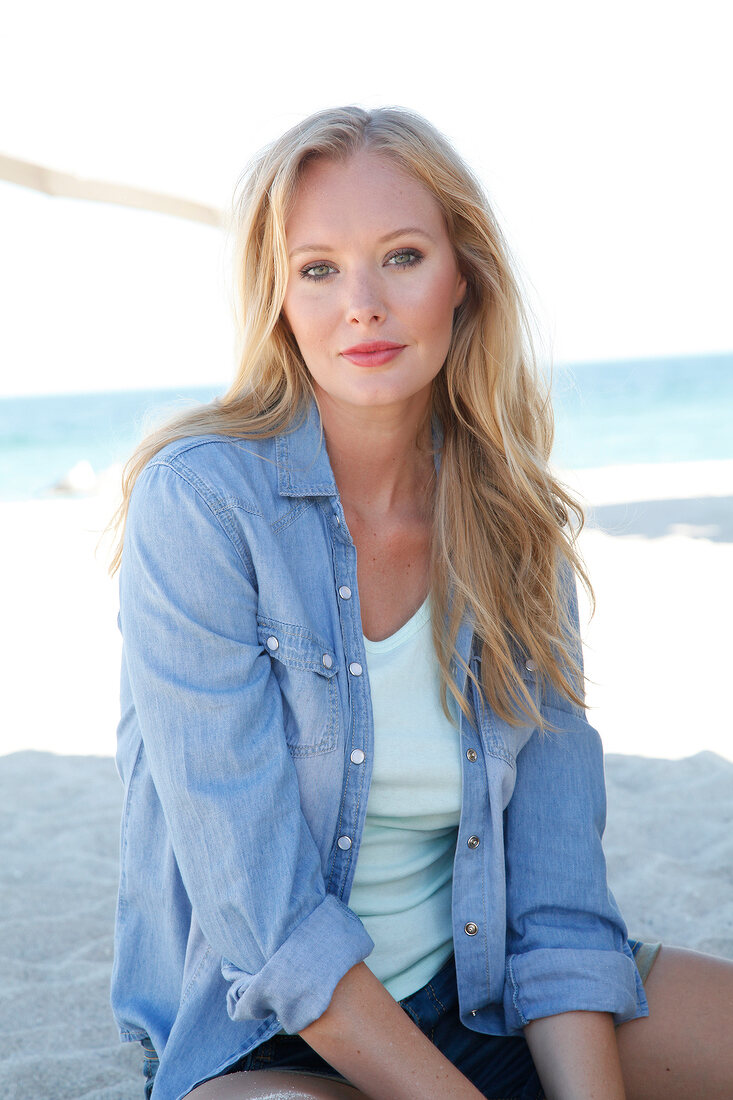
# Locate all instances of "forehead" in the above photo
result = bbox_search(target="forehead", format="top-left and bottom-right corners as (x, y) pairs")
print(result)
(286, 150), (447, 241)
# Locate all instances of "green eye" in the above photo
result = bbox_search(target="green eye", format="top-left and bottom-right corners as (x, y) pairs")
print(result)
(386, 249), (423, 268)
(300, 263), (335, 280)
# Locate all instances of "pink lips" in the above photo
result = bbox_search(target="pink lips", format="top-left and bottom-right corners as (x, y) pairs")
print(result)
(340, 341), (406, 367)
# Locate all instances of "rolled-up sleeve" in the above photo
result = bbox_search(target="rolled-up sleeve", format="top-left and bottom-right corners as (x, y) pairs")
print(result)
(501, 572), (648, 1031)
(119, 459), (373, 1035)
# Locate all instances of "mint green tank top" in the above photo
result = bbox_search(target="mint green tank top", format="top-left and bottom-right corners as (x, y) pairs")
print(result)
(349, 596), (463, 1002)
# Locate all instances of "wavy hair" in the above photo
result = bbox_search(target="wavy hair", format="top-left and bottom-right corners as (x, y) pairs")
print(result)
(107, 104), (592, 727)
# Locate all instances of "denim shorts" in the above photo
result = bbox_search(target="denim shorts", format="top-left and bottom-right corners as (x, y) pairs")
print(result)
(141, 939), (661, 1099)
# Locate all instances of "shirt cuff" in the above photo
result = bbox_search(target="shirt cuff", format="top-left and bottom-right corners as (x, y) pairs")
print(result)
(503, 945), (649, 1031)
(222, 894), (375, 1034)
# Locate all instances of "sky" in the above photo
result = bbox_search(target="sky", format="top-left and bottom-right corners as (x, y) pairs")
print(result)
(1, 0), (731, 396)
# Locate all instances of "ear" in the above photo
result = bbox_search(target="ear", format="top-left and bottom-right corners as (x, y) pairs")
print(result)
(454, 271), (468, 309)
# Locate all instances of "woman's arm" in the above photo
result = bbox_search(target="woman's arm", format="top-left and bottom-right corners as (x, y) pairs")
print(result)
(501, 707), (644, 1029)
(499, 572), (647, 1032)
(119, 458), (373, 1034)
(299, 962), (485, 1100)
(524, 1011), (626, 1100)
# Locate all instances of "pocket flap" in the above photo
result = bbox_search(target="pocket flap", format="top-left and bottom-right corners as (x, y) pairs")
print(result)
(257, 617), (339, 679)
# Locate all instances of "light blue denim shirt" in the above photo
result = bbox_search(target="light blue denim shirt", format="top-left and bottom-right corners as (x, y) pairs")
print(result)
(112, 398), (647, 1100)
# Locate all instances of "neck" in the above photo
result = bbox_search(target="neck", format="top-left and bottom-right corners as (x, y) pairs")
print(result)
(314, 387), (435, 521)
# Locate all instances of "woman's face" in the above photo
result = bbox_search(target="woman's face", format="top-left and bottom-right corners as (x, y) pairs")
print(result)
(282, 150), (466, 419)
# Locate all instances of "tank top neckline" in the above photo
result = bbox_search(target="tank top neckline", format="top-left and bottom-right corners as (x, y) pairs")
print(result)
(362, 595), (431, 654)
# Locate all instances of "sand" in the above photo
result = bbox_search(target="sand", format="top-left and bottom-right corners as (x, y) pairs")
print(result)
(1, 459), (732, 1098)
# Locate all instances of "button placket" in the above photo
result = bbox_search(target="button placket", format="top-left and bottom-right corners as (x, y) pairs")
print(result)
(455, 636), (490, 1015)
(328, 522), (372, 899)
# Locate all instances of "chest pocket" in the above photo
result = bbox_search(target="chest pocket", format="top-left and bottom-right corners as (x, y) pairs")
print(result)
(470, 652), (540, 764)
(257, 617), (339, 757)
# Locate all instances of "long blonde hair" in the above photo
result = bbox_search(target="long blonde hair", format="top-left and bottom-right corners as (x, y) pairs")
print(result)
(107, 105), (591, 727)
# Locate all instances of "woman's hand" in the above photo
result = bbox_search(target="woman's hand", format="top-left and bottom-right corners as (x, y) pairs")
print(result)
(524, 1010), (626, 1100)
(299, 962), (485, 1100)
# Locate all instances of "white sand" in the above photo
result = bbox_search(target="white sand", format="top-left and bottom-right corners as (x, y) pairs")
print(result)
(562, 460), (733, 762)
(1, 460), (732, 1097)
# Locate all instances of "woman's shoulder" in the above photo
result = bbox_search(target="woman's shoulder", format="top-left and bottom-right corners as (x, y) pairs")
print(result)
(135, 432), (282, 518)
(151, 431), (279, 473)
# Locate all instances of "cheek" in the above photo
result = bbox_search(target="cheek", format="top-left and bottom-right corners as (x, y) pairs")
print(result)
(283, 293), (333, 352)
(434, 264), (464, 314)
(406, 269), (462, 334)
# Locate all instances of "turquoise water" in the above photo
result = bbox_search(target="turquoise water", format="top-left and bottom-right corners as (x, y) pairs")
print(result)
(1, 353), (731, 500)
(0, 387), (220, 501)
(550, 353), (733, 469)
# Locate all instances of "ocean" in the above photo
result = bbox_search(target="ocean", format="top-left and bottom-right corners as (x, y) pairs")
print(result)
(1, 352), (732, 501)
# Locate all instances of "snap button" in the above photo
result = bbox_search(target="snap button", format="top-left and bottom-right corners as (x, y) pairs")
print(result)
(266, 636), (279, 651)
(350, 749), (365, 765)
(467, 835), (480, 849)
(525, 658), (537, 672)
(464, 922), (478, 936)
(349, 662), (363, 676)
(337, 835), (352, 850)
(338, 586), (352, 600)
(466, 748), (478, 762)
(471, 1010), (477, 1017)
(322, 653), (333, 669)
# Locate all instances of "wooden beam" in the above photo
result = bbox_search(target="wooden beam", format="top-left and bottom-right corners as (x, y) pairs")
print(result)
(0, 153), (227, 228)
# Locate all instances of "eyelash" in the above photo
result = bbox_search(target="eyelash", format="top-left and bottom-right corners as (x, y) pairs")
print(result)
(298, 248), (425, 281)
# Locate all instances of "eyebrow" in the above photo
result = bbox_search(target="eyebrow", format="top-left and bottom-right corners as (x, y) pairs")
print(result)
(288, 226), (436, 259)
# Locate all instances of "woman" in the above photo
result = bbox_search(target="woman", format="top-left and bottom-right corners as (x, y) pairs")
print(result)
(109, 107), (733, 1100)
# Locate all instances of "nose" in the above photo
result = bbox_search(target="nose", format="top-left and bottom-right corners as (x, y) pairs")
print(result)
(344, 270), (387, 327)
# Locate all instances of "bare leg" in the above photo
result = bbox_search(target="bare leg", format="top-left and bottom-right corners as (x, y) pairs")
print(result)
(616, 946), (733, 1099)
(187, 1068), (366, 1099)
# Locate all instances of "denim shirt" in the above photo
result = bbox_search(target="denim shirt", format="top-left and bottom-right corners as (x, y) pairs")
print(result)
(112, 399), (647, 1100)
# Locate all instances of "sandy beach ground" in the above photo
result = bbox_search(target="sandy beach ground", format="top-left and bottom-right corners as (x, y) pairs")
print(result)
(1, 460), (732, 1098)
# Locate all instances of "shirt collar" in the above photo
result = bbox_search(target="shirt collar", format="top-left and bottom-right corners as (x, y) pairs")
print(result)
(276, 395), (445, 500)
(275, 398), (338, 499)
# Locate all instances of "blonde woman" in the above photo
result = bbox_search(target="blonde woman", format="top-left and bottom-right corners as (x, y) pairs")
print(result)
(109, 107), (733, 1100)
